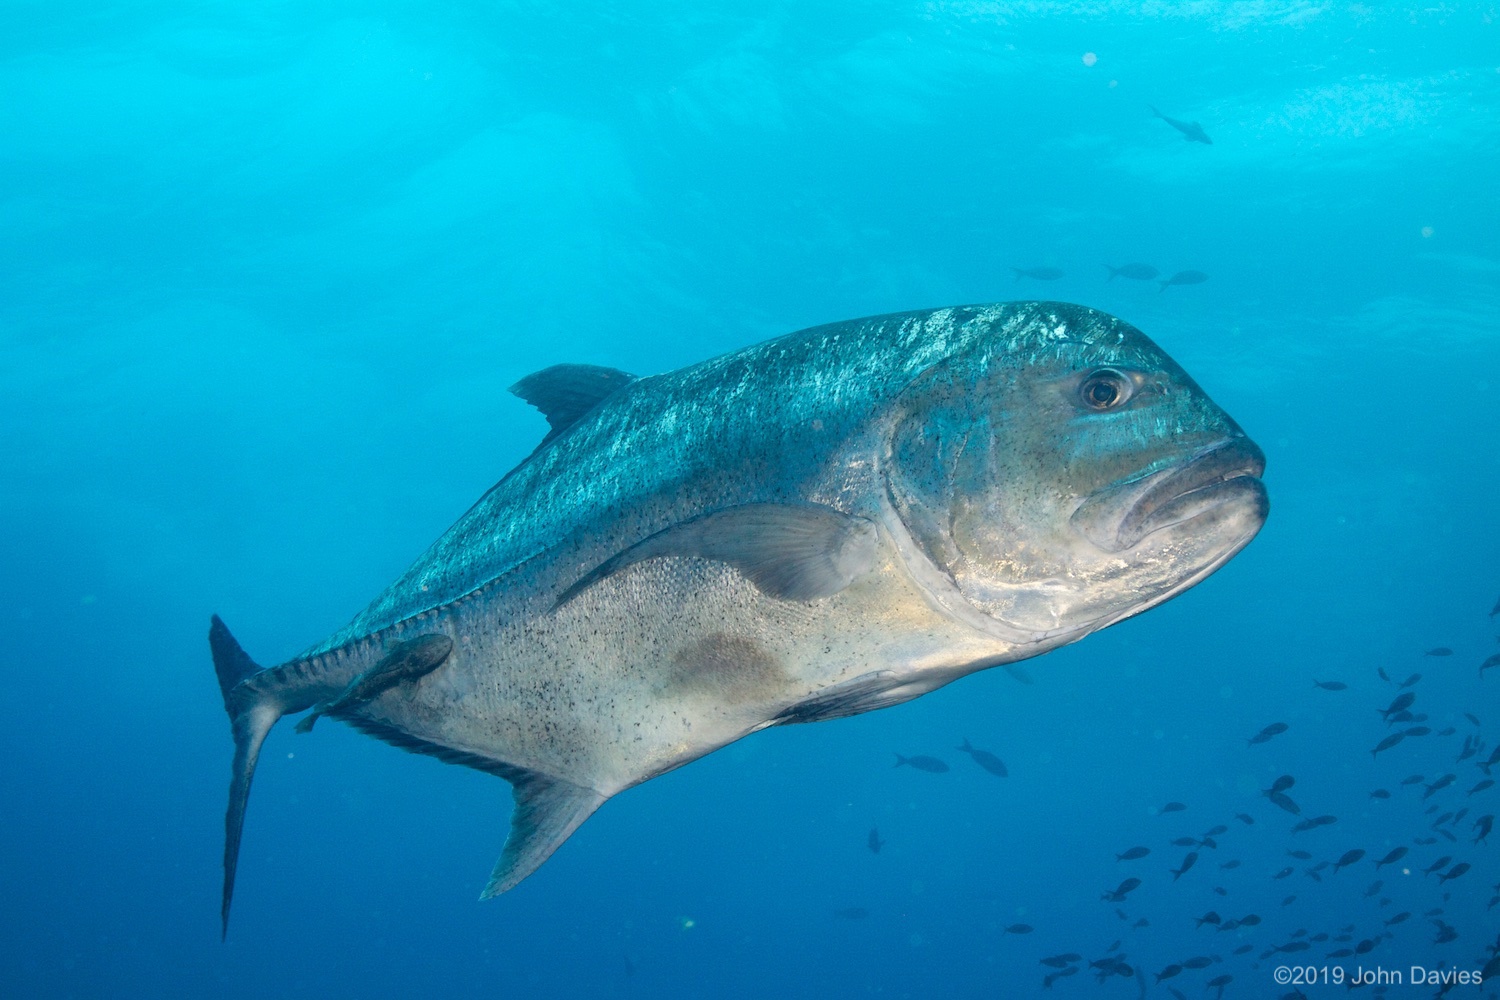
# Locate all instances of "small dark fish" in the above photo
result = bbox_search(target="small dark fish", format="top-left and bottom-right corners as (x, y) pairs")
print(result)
(1286, 849), (1312, 860)
(1378, 666), (1391, 683)
(1424, 773), (1456, 799)
(1480, 652), (1500, 676)
(1100, 877), (1141, 902)
(1203, 825), (1227, 837)
(1216, 919), (1239, 931)
(1001, 923), (1033, 935)
(1365, 880), (1383, 897)
(1042, 967), (1079, 988)
(1437, 827), (1457, 842)
(1404, 726), (1432, 737)
(1154, 964), (1183, 983)
(1375, 847), (1407, 869)
(1389, 710), (1416, 724)
(1040, 953), (1082, 968)
(1354, 939), (1376, 955)
(1011, 266), (1064, 281)
(1158, 270), (1209, 291)
(1196, 834), (1217, 848)
(1268, 791), (1300, 815)
(1474, 814), (1492, 845)
(1272, 866), (1294, 879)
(1172, 837), (1198, 847)
(1492, 596), (1500, 617)
(1219, 860), (1240, 869)
(894, 754), (948, 773)
(1456, 737), (1478, 763)
(1181, 956), (1214, 969)
(1333, 849), (1365, 871)
(1371, 732), (1405, 759)
(1132, 917), (1148, 929)
(1239, 914), (1261, 926)
(1212, 886), (1226, 896)
(1206, 973), (1233, 988)
(1380, 692), (1416, 719)
(1160, 802), (1186, 814)
(1304, 868), (1322, 882)
(1232, 944), (1252, 955)
(1401, 774), (1425, 786)
(867, 827), (884, 854)
(1233, 813), (1254, 825)
(1105, 263), (1159, 282)
(1281, 895), (1296, 906)
(1413, 836), (1437, 845)
(1369, 789), (1390, 799)
(1313, 679), (1347, 690)
(1327, 948), (1354, 958)
(1438, 726), (1456, 736)
(833, 907), (869, 919)
(1149, 105), (1212, 145)
(1384, 911), (1410, 926)
(1310, 861), (1329, 872)
(1116, 846), (1151, 861)
(1465, 712), (1481, 726)
(1425, 647), (1453, 657)
(1113, 908), (1128, 921)
(955, 738), (1007, 777)
(1431, 920), (1457, 944)
(1170, 851), (1198, 880)
(1269, 774), (1296, 793)
(1436, 861), (1470, 884)
(1248, 723), (1289, 746)
(1398, 673), (1422, 688)
(1482, 746), (1500, 773)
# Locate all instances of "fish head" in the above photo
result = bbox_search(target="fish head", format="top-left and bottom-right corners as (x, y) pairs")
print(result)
(883, 302), (1267, 649)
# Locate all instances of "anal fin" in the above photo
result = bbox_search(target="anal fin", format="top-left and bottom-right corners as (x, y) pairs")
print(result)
(481, 772), (606, 899)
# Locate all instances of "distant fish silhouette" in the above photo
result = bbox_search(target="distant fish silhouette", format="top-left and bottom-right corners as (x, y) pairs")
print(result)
(1012, 266), (1065, 281)
(867, 826), (884, 854)
(1104, 263), (1158, 281)
(1160, 801), (1187, 813)
(1490, 596), (1499, 617)
(1170, 851), (1198, 880)
(1159, 270), (1209, 291)
(1150, 105), (1212, 144)
(1115, 846), (1150, 861)
(1425, 647), (1453, 656)
(1313, 679), (1347, 690)
(1480, 652), (1500, 677)
(956, 738), (1008, 777)
(894, 753), (948, 773)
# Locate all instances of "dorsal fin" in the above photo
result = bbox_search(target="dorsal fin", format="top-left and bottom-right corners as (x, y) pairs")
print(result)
(509, 364), (636, 447)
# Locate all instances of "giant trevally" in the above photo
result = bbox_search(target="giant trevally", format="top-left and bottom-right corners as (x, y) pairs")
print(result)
(209, 301), (1268, 934)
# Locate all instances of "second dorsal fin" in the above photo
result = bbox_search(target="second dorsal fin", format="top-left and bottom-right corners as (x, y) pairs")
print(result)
(509, 364), (636, 447)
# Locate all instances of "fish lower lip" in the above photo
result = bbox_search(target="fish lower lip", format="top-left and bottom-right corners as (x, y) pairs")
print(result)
(1115, 438), (1267, 549)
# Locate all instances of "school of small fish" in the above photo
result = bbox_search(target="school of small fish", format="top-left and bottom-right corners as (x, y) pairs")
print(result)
(851, 595), (1500, 997)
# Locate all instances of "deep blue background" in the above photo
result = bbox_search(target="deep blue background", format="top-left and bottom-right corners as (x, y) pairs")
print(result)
(1, 4), (1497, 998)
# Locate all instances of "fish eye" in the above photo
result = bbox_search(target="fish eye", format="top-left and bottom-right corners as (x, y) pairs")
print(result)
(1078, 369), (1132, 411)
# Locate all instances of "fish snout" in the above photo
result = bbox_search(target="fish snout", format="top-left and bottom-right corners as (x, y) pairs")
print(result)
(1072, 437), (1268, 553)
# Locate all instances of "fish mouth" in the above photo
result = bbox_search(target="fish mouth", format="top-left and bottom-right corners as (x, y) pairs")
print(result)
(1077, 437), (1268, 553)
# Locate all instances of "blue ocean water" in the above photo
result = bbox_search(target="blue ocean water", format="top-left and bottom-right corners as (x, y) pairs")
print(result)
(2, 3), (1498, 998)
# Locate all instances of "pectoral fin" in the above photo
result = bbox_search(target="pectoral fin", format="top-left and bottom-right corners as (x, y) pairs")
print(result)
(481, 772), (606, 899)
(773, 670), (907, 725)
(555, 502), (879, 608)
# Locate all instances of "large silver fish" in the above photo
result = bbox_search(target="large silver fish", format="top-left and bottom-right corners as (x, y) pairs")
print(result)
(210, 302), (1267, 934)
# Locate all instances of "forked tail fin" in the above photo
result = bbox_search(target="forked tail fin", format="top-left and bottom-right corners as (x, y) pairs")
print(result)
(208, 615), (282, 940)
